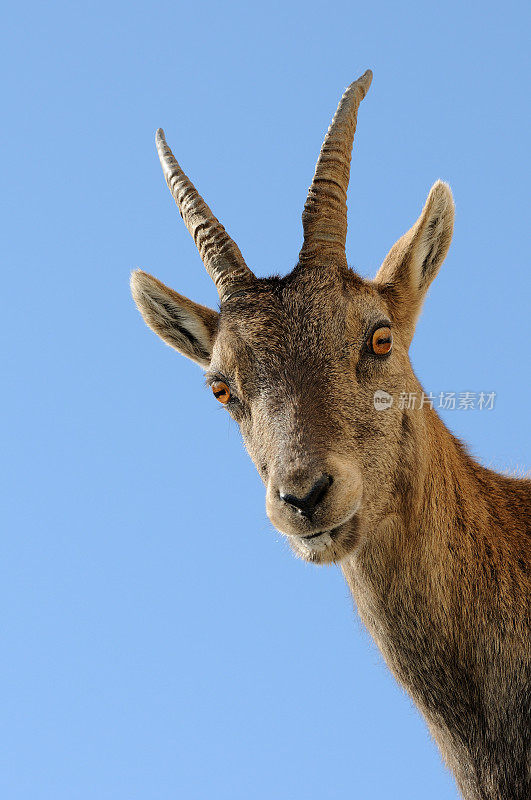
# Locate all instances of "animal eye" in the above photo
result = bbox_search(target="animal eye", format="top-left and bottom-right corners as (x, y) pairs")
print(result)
(370, 326), (392, 356)
(211, 381), (231, 404)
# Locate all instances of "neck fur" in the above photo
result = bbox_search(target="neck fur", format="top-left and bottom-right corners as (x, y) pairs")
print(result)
(341, 405), (530, 800)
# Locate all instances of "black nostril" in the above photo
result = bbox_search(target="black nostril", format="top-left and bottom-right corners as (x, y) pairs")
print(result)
(279, 474), (333, 518)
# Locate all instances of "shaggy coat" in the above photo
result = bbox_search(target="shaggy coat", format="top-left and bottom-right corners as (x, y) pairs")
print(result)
(131, 72), (531, 799)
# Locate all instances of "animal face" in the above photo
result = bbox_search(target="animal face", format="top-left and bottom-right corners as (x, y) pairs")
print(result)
(131, 71), (454, 564)
(206, 267), (412, 563)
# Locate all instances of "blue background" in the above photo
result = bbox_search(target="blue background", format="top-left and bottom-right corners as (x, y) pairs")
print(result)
(2, 1), (529, 798)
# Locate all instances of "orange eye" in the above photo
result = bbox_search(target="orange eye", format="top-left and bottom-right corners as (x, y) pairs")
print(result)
(211, 381), (231, 404)
(370, 326), (393, 356)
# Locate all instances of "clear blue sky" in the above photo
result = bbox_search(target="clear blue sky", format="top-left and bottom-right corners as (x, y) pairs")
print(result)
(1, 1), (529, 798)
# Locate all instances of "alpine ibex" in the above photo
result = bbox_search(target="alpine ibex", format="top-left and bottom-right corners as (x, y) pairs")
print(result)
(131, 71), (531, 800)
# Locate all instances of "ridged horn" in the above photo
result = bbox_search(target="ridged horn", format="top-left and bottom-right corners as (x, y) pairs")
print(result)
(156, 129), (255, 302)
(298, 70), (373, 267)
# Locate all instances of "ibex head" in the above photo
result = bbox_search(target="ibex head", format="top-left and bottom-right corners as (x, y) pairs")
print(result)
(131, 71), (454, 564)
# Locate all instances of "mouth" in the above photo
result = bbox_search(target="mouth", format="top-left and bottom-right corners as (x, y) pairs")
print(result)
(286, 503), (362, 562)
(299, 500), (361, 543)
(301, 525), (343, 541)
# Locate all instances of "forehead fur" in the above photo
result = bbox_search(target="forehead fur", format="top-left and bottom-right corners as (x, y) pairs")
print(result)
(218, 266), (386, 351)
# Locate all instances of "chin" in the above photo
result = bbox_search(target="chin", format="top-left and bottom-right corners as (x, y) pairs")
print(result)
(285, 514), (362, 565)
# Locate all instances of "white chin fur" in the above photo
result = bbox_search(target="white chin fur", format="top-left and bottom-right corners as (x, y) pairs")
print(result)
(290, 531), (333, 553)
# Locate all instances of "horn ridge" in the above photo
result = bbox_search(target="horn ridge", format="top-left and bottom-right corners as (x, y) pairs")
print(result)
(298, 69), (373, 267)
(156, 128), (255, 301)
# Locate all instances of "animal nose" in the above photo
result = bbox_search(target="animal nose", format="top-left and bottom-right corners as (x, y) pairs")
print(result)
(279, 474), (333, 518)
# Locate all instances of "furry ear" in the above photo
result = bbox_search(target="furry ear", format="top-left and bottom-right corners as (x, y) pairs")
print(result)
(374, 181), (454, 338)
(131, 270), (219, 367)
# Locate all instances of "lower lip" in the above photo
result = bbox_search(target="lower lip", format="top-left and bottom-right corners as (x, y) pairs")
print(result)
(302, 525), (341, 541)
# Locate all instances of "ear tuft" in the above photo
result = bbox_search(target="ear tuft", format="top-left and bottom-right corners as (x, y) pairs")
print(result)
(131, 269), (219, 367)
(416, 181), (454, 291)
(374, 181), (454, 338)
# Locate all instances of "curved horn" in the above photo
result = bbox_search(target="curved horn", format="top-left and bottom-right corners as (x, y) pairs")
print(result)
(156, 129), (255, 302)
(298, 70), (373, 267)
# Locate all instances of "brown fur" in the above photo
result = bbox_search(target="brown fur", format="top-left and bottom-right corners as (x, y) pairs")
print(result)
(131, 83), (530, 799)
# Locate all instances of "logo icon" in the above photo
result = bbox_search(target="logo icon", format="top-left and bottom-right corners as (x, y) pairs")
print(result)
(374, 390), (393, 411)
